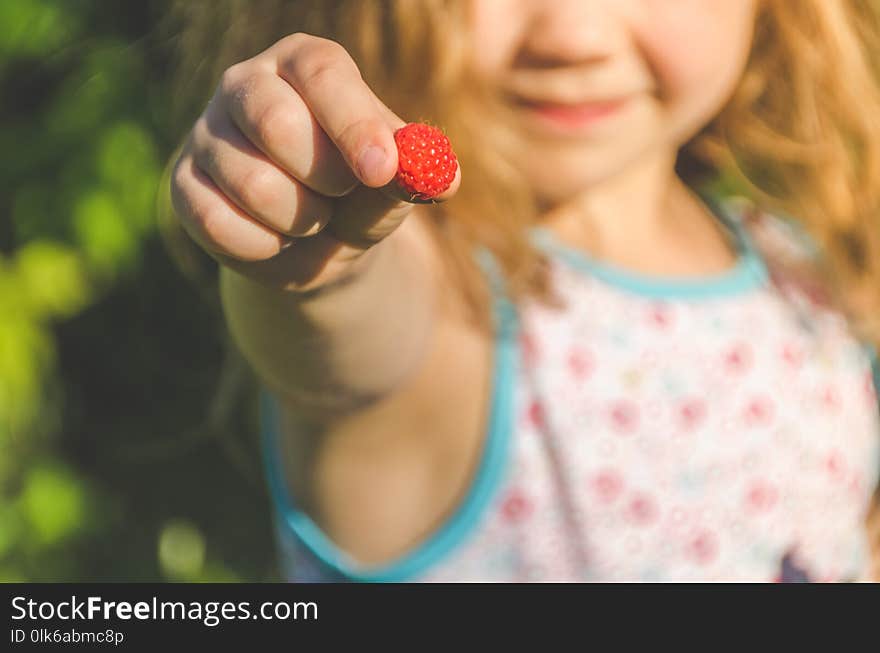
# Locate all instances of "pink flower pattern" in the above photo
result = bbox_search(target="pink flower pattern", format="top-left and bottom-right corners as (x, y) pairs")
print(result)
(420, 202), (880, 582)
(276, 198), (880, 583)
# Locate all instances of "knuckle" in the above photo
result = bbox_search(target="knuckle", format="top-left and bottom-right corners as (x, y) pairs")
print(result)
(278, 31), (311, 51)
(218, 69), (238, 98)
(226, 71), (261, 115)
(189, 145), (220, 184)
(290, 33), (348, 60)
(170, 157), (188, 195)
(237, 166), (283, 212)
(219, 63), (246, 95)
(169, 158), (196, 214)
(312, 37), (349, 61)
(292, 41), (356, 89)
(297, 56), (341, 93)
(189, 116), (211, 155)
(253, 101), (295, 149)
(192, 202), (229, 246)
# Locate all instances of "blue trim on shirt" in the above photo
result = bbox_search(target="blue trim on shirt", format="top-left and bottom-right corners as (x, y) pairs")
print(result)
(259, 257), (519, 582)
(528, 190), (769, 300)
(862, 345), (880, 494)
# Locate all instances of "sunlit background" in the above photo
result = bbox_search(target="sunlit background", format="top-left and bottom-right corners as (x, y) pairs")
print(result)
(1, 1), (277, 581)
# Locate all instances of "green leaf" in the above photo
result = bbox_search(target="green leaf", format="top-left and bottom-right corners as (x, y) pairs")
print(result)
(15, 240), (93, 320)
(0, 257), (24, 319)
(0, 0), (81, 58)
(19, 462), (87, 547)
(72, 188), (139, 279)
(43, 41), (138, 141)
(158, 520), (206, 581)
(0, 316), (53, 439)
(43, 67), (116, 140)
(97, 122), (160, 234)
(0, 501), (24, 558)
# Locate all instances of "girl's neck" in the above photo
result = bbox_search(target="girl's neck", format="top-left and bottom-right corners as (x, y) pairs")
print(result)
(537, 149), (739, 278)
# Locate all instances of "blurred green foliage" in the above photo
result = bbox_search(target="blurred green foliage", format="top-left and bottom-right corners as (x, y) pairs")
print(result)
(1, 0), (276, 581)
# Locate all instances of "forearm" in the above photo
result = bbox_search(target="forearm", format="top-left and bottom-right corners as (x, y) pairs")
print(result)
(219, 220), (436, 417)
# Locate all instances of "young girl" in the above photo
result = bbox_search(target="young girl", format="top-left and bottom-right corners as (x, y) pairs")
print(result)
(167, 0), (880, 581)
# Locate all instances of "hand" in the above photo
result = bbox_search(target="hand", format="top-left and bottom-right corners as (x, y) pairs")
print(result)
(170, 33), (460, 291)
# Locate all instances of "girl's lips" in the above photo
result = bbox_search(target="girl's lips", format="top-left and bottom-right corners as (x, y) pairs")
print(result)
(516, 97), (630, 132)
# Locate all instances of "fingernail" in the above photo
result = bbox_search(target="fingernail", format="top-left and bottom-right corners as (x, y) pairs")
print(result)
(300, 218), (326, 237)
(356, 145), (387, 184)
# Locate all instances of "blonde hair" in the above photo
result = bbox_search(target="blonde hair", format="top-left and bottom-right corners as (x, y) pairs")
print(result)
(163, 0), (880, 577)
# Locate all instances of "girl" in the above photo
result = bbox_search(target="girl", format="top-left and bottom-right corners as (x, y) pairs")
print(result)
(167, 0), (880, 581)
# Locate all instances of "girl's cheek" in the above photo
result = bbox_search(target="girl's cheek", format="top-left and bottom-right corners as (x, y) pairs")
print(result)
(633, 2), (757, 105)
(641, 31), (716, 99)
(467, 0), (522, 78)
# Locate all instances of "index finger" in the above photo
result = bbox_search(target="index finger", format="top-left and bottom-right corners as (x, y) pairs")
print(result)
(274, 35), (404, 189)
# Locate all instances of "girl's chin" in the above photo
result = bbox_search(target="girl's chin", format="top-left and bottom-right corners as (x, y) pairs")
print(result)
(526, 170), (618, 204)
(516, 140), (660, 205)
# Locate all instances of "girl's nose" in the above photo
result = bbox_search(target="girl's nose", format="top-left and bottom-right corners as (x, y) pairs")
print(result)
(519, 0), (623, 66)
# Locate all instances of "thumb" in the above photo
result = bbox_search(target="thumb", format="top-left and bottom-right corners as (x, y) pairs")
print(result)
(327, 122), (461, 249)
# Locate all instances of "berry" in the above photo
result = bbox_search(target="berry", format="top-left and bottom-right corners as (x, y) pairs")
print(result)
(393, 122), (458, 200)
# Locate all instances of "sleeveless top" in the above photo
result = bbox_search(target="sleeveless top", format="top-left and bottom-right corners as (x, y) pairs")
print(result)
(259, 192), (880, 582)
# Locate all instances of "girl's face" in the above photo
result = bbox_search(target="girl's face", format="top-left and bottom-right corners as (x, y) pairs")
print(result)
(468, 0), (760, 206)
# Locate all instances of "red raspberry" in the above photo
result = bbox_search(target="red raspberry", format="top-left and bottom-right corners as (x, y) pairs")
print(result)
(393, 122), (458, 200)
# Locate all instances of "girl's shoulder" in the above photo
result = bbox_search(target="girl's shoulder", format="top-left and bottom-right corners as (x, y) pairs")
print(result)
(720, 194), (834, 309)
(720, 194), (819, 265)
